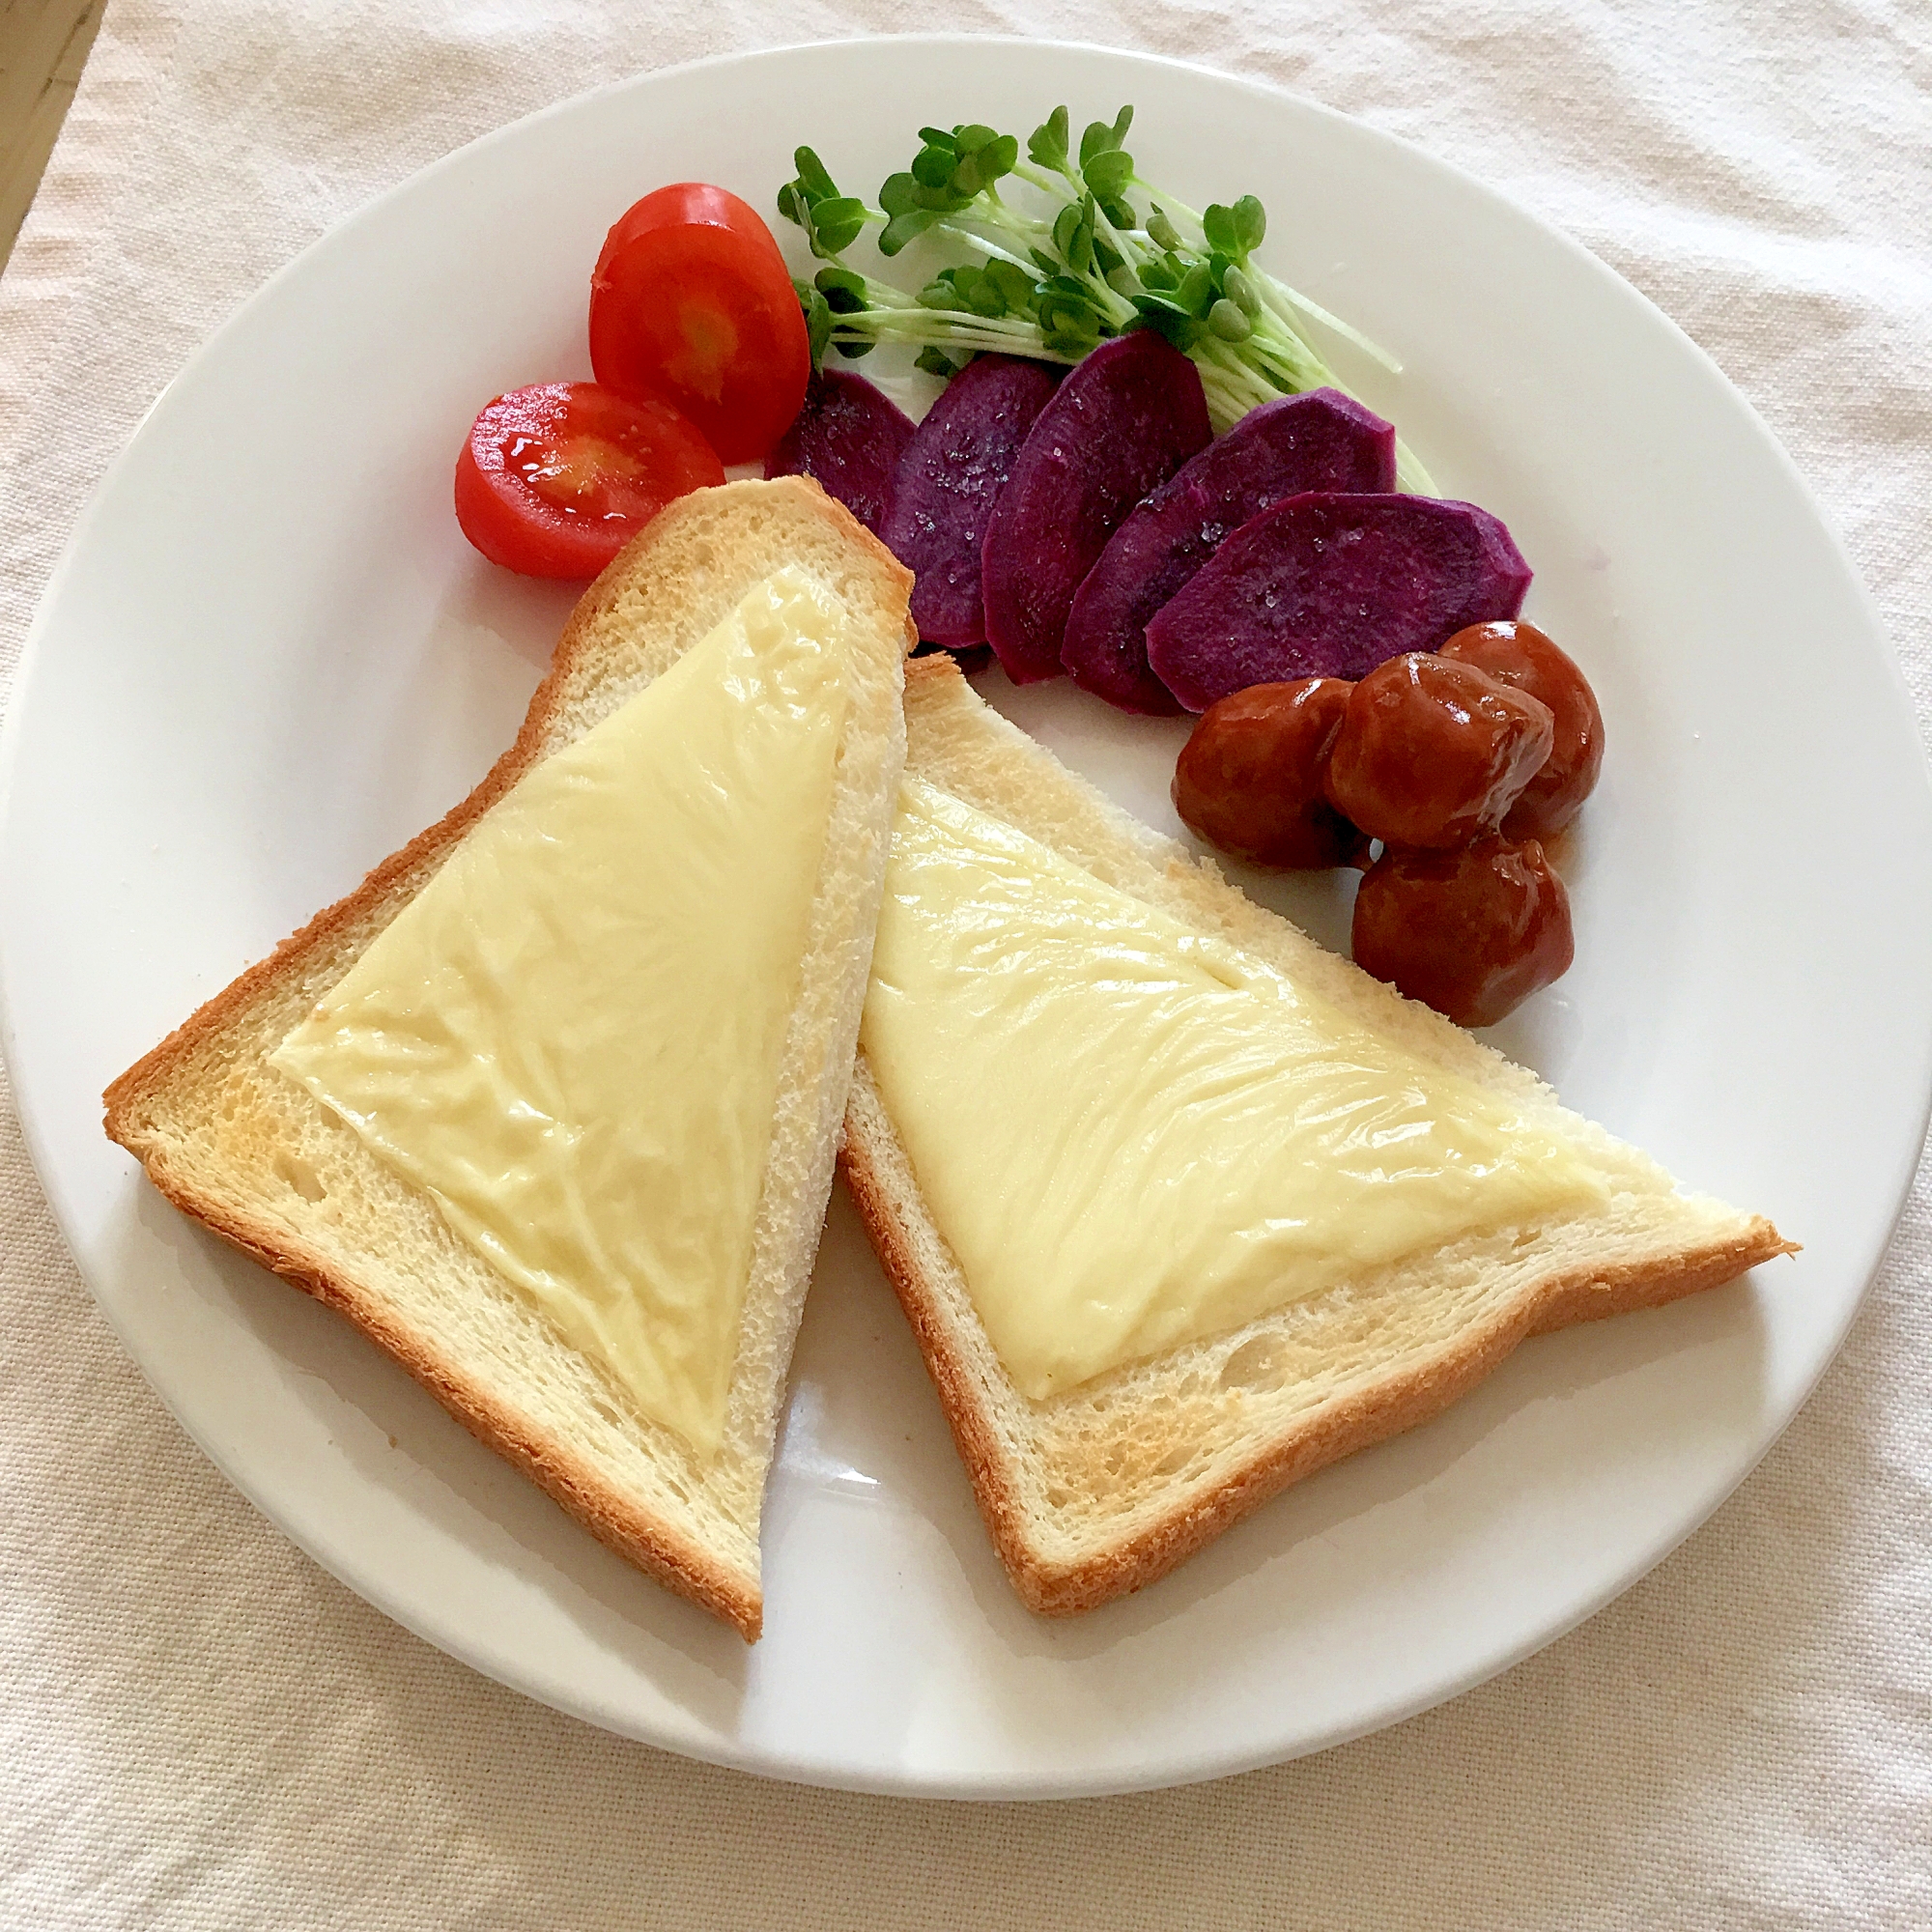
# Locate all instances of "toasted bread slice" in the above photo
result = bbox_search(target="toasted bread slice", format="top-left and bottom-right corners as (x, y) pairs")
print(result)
(839, 657), (1793, 1617)
(104, 478), (914, 1640)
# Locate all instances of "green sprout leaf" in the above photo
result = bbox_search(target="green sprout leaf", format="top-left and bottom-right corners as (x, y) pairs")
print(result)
(1083, 148), (1133, 202)
(967, 279), (1009, 319)
(793, 146), (840, 201)
(1201, 202), (1239, 258)
(919, 270), (971, 311)
(1034, 273), (1106, 355)
(834, 337), (876, 359)
(1176, 261), (1218, 318)
(1203, 195), (1266, 262)
(814, 265), (868, 312)
(1027, 105), (1070, 170)
(1041, 317), (1101, 356)
(932, 265), (1001, 318)
(1128, 294), (1202, 350)
(1078, 105), (1133, 168)
(779, 150), (869, 259)
(952, 132), (1018, 197)
(809, 197), (867, 256)
(1146, 206), (1183, 253)
(913, 143), (956, 190)
(793, 278), (835, 367)
(1208, 298), (1252, 342)
(880, 208), (943, 255)
(1051, 200), (1095, 275)
(915, 345), (964, 379)
(1221, 263), (1262, 318)
(983, 259), (1037, 312)
(1232, 193), (1266, 253)
(911, 177), (970, 213)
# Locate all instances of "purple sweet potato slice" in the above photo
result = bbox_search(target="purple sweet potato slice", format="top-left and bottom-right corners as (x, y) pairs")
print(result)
(980, 331), (1211, 683)
(763, 370), (916, 535)
(1145, 493), (1533, 712)
(1061, 389), (1397, 715)
(878, 355), (1062, 647)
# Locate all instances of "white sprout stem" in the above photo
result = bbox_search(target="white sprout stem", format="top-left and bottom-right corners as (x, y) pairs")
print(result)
(1390, 440), (1435, 495)
(929, 221), (1040, 275)
(1250, 269), (1402, 375)
(1193, 340), (1280, 427)
(1087, 277), (1140, 329)
(830, 311), (1078, 360)
(1198, 375), (1259, 433)
(1143, 188), (1209, 244)
(995, 164), (1145, 326)
(1133, 180), (1401, 373)
(1081, 200), (1159, 324)
(1244, 318), (1331, 392)
(853, 273), (919, 310)
(977, 183), (1057, 244)
(809, 148), (1432, 482)
(1010, 158), (1080, 204)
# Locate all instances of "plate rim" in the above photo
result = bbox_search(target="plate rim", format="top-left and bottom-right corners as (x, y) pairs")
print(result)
(3, 33), (1929, 1800)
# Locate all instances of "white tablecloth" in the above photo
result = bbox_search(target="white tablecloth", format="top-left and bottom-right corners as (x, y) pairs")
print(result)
(2, 3), (1927, 1924)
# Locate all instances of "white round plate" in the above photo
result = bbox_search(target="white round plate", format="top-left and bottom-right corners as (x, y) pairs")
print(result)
(3, 38), (1928, 1799)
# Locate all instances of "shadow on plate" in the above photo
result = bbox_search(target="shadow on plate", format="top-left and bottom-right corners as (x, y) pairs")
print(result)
(105, 1151), (1776, 1763)
(117, 1185), (754, 1732)
(833, 1232), (1776, 1681)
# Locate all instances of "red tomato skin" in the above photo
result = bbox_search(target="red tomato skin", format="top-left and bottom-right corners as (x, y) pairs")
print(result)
(454, 381), (724, 581)
(589, 184), (810, 464)
(597, 183), (790, 273)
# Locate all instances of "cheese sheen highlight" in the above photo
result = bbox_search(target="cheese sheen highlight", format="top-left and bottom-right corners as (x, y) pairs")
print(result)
(271, 570), (852, 1458)
(861, 777), (1612, 1400)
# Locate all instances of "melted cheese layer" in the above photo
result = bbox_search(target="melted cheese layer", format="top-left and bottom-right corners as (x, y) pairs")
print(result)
(272, 570), (852, 1458)
(861, 778), (1609, 1400)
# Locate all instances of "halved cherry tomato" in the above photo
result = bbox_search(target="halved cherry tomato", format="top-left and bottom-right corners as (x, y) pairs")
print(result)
(588, 184), (810, 464)
(453, 382), (724, 579)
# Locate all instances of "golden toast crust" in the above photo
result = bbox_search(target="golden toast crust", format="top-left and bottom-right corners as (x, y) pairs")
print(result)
(105, 478), (916, 1641)
(838, 657), (1794, 1617)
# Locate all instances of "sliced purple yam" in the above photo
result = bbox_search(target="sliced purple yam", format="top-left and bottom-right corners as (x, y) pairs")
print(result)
(1061, 389), (1397, 715)
(980, 331), (1211, 683)
(1145, 493), (1533, 712)
(878, 355), (1062, 647)
(763, 370), (916, 535)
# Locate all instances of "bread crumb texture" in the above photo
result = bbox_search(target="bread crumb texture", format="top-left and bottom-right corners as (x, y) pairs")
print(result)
(105, 480), (914, 1639)
(841, 659), (1791, 1615)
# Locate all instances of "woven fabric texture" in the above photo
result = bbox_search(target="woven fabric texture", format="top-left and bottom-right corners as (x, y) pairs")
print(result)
(1, 3), (1927, 1926)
